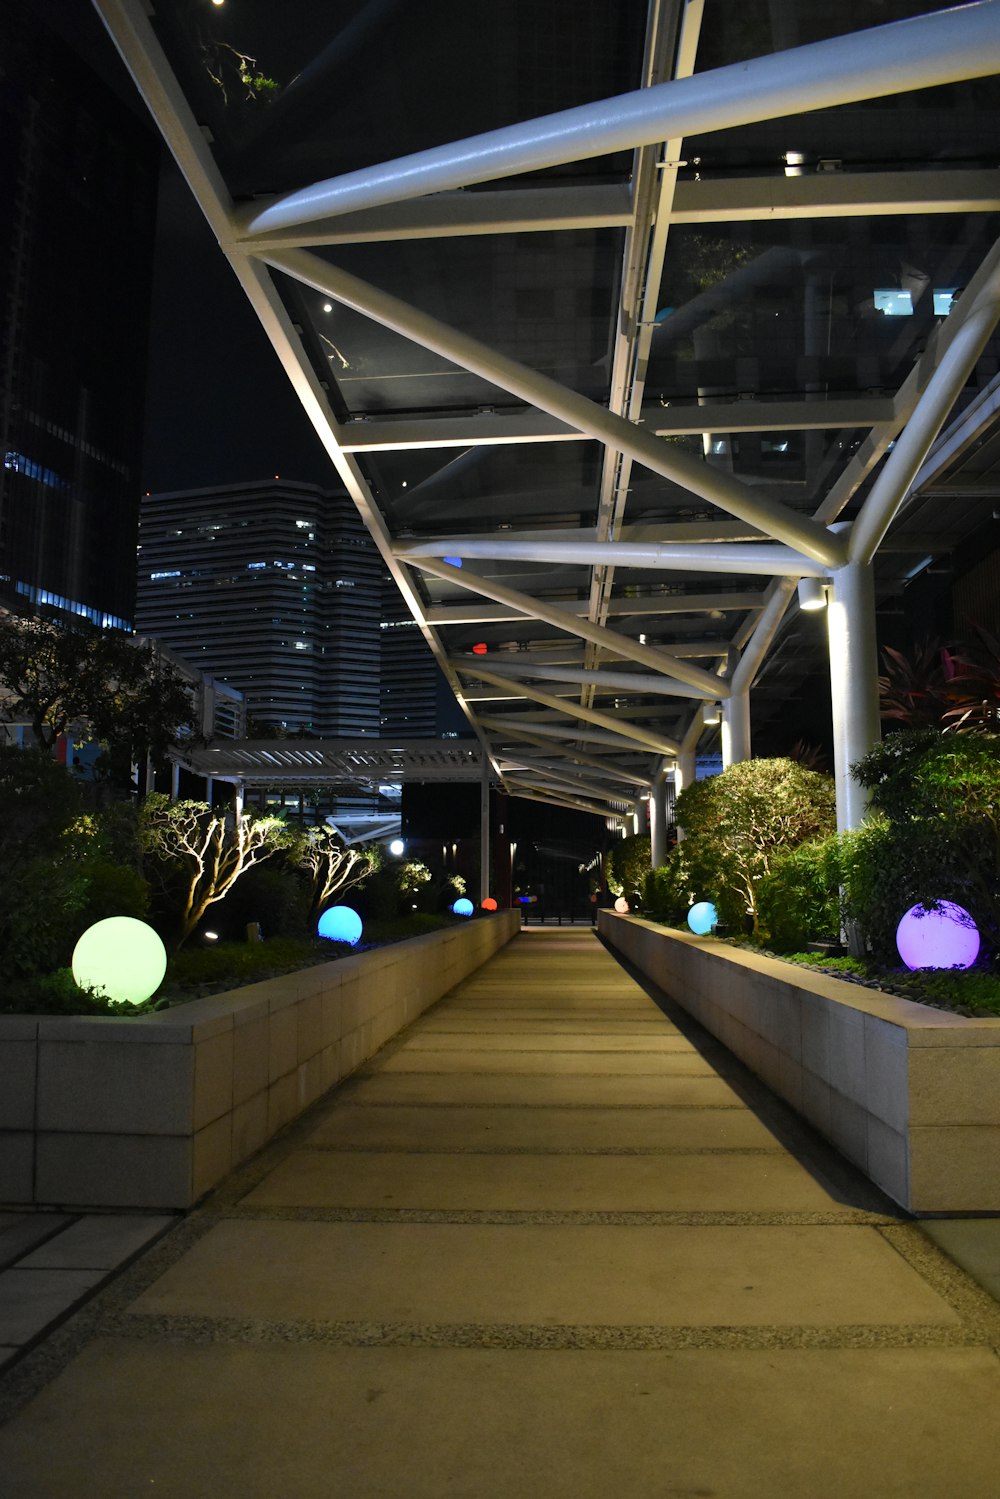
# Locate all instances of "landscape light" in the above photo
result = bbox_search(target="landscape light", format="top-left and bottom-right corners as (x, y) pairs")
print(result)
(614, 897), (629, 913)
(481, 897), (498, 911)
(72, 917), (167, 1006)
(453, 898), (474, 916)
(896, 901), (979, 971)
(389, 838), (405, 856)
(317, 905), (363, 945)
(443, 556), (463, 568)
(687, 901), (718, 935)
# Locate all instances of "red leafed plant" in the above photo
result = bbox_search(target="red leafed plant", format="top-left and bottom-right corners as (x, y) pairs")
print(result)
(878, 628), (1000, 734)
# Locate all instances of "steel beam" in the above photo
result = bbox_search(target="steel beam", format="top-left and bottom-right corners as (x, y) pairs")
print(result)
(424, 591), (763, 626)
(850, 266), (1000, 564)
(408, 557), (728, 695)
(451, 656), (717, 700)
(235, 184), (634, 247)
(267, 248), (845, 565)
(480, 721), (653, 787)
(669, 168), (1000, 225)
(398, 536), (828, 576)
(338, 397), (895, 451)
(245, 5), (1000, 232)
(463, 666), (680, 755)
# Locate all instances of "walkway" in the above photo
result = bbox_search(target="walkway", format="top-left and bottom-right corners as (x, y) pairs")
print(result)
(2, 928), (1000, 1496)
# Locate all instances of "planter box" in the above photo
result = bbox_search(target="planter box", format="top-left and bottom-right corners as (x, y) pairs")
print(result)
(599, 911), (1000, 1214)
(0, 911), (520, 1211)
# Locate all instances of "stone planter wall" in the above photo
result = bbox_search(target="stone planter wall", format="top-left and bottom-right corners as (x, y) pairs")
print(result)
(599, 911), (1000, 1213)
(1, 910), (520, 1211)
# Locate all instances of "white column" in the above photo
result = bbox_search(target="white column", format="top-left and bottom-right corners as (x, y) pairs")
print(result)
(234, 781), (245, 819)
(721, 690), (751, 767)
(650, 775), (669, 868)
(170, 760), (180, 799)
(828, 562), (881, 833)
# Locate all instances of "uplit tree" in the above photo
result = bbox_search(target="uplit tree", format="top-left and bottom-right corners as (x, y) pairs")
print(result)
(294, 826), (379, 925)
(139, 794), (294, 948)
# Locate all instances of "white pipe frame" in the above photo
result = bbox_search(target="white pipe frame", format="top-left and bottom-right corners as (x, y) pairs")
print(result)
(243, 5), (1000, 233)
(95, 0), (1000, 830)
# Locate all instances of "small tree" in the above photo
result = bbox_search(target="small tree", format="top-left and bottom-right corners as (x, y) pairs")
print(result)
(139, 794), (294, 948)
(0, 613), (194, 785)
(606, 834), (651, 906)
(676, 758), (835, 924)
(295, 826), (378, 925)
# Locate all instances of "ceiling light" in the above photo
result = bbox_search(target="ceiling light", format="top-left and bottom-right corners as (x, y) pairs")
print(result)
(702, 702), (721, 725)
(797, 578), (828, 612)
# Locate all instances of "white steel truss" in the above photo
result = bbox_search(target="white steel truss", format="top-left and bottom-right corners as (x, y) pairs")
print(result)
(94, 0), (1000, 839)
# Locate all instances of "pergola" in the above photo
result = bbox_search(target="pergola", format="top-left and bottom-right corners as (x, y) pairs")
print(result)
(96, 0), (1000, 864)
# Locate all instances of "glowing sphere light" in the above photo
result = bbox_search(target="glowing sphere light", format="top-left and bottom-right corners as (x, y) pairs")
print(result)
(72, 917), (167, 1006)
(614, 897), (629, 914)
(481, 897), (498, 911)
(453, 898), (474, 917)
(389, 838), (405, 857)
(317, 905), (363, 945)
(687, 901), (718, 936)
(896, 901), (979, 971)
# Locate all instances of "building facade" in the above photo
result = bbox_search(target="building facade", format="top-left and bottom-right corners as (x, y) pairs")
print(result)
(136, 479), (383, 737)
(0, 0), (158, 630)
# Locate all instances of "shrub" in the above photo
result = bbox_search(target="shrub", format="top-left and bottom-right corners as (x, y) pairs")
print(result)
(756, 837), (840, 951)
(643, 849), (693, 924)
(675, 757), (835, 926)
(849, 730), (1000, 955)
(209, 864), (310, 940)
(606, 835), (651, 905)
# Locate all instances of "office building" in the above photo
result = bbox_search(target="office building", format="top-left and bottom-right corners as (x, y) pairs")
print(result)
(136, 478), (382, 737)
(0, 0), (158, 630)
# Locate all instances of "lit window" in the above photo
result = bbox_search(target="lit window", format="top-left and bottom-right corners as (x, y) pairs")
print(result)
(874, 289), (913, 316)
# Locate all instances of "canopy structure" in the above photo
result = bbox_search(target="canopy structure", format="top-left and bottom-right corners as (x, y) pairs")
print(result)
(95, 0), (1000, 845)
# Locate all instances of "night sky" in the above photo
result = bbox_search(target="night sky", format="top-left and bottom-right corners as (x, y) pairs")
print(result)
(44, 0), (332, 496)
(143, 167), (333, 494)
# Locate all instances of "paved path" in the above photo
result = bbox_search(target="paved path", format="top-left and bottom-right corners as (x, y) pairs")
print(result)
(2, 928), (1000, 1496)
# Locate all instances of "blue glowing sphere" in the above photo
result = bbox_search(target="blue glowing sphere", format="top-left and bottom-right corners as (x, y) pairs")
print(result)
(317, 905), (363, 945)
(687, 901), (718, 935)
(896, 901), (979, 971)
(453, 898), (474, 917)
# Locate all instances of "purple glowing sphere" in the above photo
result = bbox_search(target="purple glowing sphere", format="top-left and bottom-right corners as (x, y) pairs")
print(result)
(895, 901), (979, 971)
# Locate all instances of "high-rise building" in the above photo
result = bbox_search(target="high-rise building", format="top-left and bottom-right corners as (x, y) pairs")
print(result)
(0, 0), (158, 630)
(136, 479), (382, 736)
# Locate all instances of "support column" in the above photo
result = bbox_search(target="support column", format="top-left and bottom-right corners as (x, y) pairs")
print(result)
(721, 689), (751, 767)
(650, 774), (669, 868)
(828, 562), (880, 833)
(234, 781), (245, 819)
(170, 760), (180, 800)
(480, 752), (491, 903)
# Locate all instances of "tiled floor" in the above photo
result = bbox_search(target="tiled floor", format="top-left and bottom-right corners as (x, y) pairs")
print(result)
(0, 1212), (175, 1367)
(2, 929), (1000, 1496)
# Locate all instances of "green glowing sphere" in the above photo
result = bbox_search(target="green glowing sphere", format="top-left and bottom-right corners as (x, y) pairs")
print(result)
(72, 917), (168, 1006)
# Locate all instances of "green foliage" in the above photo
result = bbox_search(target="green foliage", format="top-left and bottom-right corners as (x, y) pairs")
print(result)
(643, 848), (693, 924)
(1, 967), (123, 1017)
(75, 862), (150, 931)
(0, 616), (193, 784)
(756, 838), (840, 952)
(606, 835), (651, 904)
(675, 758), (836, 923)
(849, 730), (1000, 955)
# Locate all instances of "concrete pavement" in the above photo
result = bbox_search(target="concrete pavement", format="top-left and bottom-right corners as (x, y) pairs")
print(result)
(2, 927), (1000, 1496)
